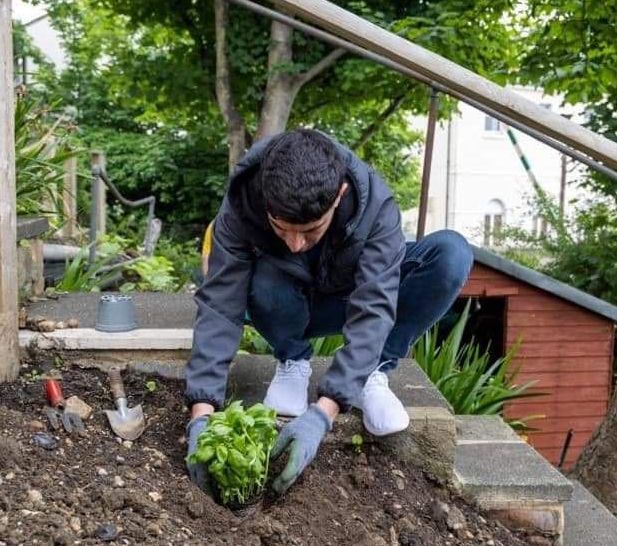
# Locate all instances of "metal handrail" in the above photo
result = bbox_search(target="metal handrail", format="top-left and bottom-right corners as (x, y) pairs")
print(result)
(89, 163), (157, 265)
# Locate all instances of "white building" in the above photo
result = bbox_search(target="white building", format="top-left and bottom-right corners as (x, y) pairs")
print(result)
(12, 0), (66, 76)
(404, 87), (587, 246)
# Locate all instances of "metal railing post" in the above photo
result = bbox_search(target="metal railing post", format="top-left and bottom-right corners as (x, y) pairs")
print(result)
(417, 89), (439, 239)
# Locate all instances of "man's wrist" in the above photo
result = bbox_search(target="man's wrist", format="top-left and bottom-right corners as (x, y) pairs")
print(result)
(316, 396), (340, 422)
(191, 402), (215, 419)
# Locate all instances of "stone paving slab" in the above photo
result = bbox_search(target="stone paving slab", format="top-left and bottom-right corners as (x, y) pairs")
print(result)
(564, 480), (617, 546)
(25, 292), (196, 329)
(227, 356), (450, 410)
(454, 442), (573, 502)
(456, 415), (524, 444)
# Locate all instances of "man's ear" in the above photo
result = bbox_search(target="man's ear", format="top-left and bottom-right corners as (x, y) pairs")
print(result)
(334, 182), (349, 207)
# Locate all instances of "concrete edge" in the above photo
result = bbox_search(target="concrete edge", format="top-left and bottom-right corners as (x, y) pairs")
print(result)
(19, 328), (194, 350)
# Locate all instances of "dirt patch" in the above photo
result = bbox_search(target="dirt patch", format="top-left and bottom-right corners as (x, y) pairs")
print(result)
(0, 361), (545, 545)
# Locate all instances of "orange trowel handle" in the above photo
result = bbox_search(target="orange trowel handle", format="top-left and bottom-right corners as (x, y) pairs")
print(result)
(43, 379), (65, 408)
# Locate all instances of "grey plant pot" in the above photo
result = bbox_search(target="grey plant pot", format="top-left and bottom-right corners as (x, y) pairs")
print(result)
(95, 294), (138, 333)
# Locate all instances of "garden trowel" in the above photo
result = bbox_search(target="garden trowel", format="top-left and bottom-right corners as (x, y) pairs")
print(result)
(104, 367), (145, 441)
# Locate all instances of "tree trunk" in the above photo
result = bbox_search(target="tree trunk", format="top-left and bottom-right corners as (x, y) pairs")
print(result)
(214, 0), (247, 172)
(256, 20), (345, 141)
(571, 389), (617, 513)
(255, 21), (298, 141)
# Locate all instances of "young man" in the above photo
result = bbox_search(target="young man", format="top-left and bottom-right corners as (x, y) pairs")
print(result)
(186, 129), (473, 495)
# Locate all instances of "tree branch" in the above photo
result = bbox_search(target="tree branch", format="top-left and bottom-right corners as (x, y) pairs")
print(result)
(353, 93), (408, 150)
(293, 47), (346, 91)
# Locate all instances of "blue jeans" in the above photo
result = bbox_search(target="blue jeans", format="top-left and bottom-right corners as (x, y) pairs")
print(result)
(247, 230), (473, 371)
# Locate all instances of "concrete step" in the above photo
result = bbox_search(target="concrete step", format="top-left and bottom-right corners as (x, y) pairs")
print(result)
(564, 480), (617, 546)
(454, 415), (573, 542)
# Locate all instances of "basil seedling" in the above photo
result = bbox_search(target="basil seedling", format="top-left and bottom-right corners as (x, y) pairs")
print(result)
(187, 401), (278, 506)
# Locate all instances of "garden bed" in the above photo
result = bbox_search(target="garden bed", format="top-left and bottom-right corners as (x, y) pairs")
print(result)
(0, 361), (545, 545)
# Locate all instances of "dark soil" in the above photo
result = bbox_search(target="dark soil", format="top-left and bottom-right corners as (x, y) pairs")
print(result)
(0, 360), (542, 546)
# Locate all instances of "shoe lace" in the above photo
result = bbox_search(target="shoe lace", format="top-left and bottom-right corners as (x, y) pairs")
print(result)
(364, 370), (389, 390)
(275, 359), (311, 380)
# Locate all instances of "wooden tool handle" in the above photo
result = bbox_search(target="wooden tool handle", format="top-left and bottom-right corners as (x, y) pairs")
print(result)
(108, 367), (126, 400)
(43, 379), (64, 408)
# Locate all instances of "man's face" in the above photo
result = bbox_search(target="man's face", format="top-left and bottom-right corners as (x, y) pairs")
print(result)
(268, 183), (348, 254)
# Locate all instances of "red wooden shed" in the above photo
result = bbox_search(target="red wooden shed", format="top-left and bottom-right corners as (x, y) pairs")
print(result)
(459, 247), (617, 469)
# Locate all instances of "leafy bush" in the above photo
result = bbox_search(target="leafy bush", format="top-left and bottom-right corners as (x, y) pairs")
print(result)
(412, 300), (540, 417)
(187, 402), (278, 506)
(122, 256), (178, 292)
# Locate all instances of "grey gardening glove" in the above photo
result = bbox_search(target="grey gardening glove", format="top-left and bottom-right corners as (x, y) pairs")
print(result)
(271, 404), (333, 494)
(186, 414), (211, 493)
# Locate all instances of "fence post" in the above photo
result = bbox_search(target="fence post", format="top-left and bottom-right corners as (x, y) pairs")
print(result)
(89, 151), (107, 264)
(0, 0), (19, 382)
(59, 155), (78, 239)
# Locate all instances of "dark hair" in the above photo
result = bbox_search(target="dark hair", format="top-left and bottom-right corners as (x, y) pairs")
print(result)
(260, 129), (346, 223)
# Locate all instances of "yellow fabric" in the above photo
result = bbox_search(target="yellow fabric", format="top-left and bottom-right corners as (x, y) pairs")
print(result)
(202, 221), (214, 257)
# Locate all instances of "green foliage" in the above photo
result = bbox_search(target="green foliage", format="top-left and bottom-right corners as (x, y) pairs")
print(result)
(55, 234), (195, 293)
(351, 433), (364, 454)
(14, 95), (80, 222)
(412, 300), (539, 416)
(145, 380), (157, 393)
(187, 401), (278, 506)
(310, 335), (345, 357)
(519, 0), (617, 104)
(54, 244), (124, 292)
(499, 197), (617, 306)
(122, 256), (178, 293)
(239, 326), (272, 355)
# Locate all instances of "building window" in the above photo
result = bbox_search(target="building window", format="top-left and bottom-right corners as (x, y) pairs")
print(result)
(532, 215), (549, 238)
(483, 199), (506, 247)
(484, 116), (502, 132)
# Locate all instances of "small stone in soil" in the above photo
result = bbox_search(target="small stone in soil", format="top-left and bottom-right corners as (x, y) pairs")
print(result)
(95, 523), (118, 542)
(149, 491), (162, 502)
(27, 420), (46, 432)
(116, 455), (126, 464)
(113, 475), (125, 487)
(97, 467), (108, 477)
(69, 516), (82, 533)
(27, 489), (43, 506)
(32, 432), (57, 450)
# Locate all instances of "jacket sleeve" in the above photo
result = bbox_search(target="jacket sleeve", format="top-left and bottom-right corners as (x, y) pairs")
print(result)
(317, 196), (405, 411)
(185, 198), (254, 409)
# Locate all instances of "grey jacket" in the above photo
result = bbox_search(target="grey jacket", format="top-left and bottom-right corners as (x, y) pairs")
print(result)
(185, 134), (405, 411)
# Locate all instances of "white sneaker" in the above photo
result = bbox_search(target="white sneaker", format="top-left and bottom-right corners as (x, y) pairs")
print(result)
(361, 368), (409, 436)
(263, 359), (312, 417)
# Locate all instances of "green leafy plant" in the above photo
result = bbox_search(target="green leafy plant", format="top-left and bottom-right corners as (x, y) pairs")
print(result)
(15, 94), (80, 223)
(121, 255), (178, 292)
(187, 401), (278, 507)
(412, 300), (541, 418)
(54, 243), (124, 292)
(145, 380), (157, 393)
(238, 326), (272, 355)
(310, 335), (344, 356)
(351, 433), (364, 454)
